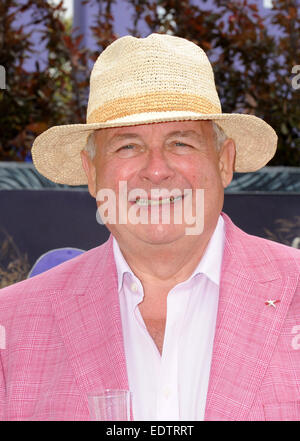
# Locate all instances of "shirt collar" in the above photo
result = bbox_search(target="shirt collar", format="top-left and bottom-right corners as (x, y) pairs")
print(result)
(113, 236), (134, 292)
(113, 214), (225, 291)
(188, 214), (225, 286)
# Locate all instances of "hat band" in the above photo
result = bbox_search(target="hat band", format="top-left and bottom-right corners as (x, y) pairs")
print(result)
(87, 92), (221, 124)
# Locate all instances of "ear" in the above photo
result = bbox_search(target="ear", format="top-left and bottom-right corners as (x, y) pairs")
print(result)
(80, 150), (97, 198)
(218, 138), (236, 189)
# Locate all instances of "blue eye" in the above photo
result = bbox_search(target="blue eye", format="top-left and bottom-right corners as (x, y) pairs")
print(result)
(120, 145), (134, 150)
(115, 144), (142, 158)
(169, 141), (195, 154)
(174, 142), (193, 149)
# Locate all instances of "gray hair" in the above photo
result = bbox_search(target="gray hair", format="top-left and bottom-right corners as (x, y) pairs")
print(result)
(212, 121), (228, 152)
(84, 121), (227, 159)
(85, 131), (97, 160)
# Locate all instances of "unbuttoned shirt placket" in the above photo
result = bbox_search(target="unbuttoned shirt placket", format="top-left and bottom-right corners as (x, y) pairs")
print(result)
(114, 215), (224, 421)
(120, 273), (160, 420)
(122, 271), (204, 421)
(156, 284), (191, 420)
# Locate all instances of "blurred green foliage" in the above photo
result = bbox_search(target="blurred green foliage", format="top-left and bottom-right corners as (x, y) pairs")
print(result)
(0, 0), (299, 165)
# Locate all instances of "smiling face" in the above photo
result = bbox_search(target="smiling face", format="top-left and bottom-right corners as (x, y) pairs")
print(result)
(80, 120), (235, 249)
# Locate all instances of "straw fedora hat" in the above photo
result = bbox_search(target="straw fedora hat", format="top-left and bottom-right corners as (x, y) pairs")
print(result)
(31, 33), (277, 186)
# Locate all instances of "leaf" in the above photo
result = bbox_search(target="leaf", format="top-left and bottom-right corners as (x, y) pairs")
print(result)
(281, 122), (289, 135)
(245, 92), (257, 108)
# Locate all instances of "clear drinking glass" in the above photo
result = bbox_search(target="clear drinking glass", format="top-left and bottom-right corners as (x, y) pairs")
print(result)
(88, 389), (131, 421)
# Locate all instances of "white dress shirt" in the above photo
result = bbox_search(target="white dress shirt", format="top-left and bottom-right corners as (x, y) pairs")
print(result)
(113, 215), (225, 421)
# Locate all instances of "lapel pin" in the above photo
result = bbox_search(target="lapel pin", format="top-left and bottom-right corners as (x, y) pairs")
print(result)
(265, 299), (280, 308)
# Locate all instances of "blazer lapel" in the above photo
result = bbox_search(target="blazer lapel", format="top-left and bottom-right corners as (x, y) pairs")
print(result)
(47, 213), (298, 421)
(205, 213), (299, 420)
(50, 236), (128, 408)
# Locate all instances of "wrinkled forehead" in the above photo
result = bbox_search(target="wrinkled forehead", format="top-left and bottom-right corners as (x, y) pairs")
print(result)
(94, 120), (215, 144)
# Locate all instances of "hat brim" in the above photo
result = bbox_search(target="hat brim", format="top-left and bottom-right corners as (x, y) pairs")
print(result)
(31, 112), (277, 186)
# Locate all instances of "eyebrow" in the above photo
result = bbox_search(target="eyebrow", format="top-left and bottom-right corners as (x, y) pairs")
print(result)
(107, 130), (205, 144)
(107, 133), (141, 144)
(164, 130), (205, 142)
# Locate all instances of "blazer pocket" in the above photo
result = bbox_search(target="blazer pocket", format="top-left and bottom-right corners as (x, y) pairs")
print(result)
(263, 401), (300, 421)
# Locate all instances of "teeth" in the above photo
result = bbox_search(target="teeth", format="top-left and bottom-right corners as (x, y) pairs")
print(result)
(135, 195), (182, 206)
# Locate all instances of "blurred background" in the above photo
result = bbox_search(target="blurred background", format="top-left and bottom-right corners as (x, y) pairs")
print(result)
(0, 0), (299, 287)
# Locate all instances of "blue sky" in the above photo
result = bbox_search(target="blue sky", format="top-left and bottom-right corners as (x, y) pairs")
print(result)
(49, 0), (74, 17)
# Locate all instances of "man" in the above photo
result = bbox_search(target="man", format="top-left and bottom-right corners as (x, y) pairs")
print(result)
(0, 34), (299, 421)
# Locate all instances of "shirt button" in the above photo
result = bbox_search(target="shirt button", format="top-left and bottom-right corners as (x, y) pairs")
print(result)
(131, 283), (138, 292)
(163, 387), (171, 399)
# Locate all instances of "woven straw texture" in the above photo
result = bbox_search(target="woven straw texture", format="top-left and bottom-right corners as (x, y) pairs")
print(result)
(31, 33), (277, 185)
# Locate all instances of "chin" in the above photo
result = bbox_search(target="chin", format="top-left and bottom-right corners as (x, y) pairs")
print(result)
(131, 223), (188, 245)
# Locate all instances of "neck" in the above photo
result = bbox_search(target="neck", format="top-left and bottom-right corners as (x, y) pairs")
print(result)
(114, 222), (218, 292)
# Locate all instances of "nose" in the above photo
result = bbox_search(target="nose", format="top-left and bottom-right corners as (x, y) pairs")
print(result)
(138, 148), (175, 185)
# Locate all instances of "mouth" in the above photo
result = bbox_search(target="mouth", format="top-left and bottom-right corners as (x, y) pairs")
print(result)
(133, 195), (184, 206)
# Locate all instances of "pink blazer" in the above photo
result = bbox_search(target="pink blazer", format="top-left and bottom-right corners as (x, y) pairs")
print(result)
(0, 212), (299, 421)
